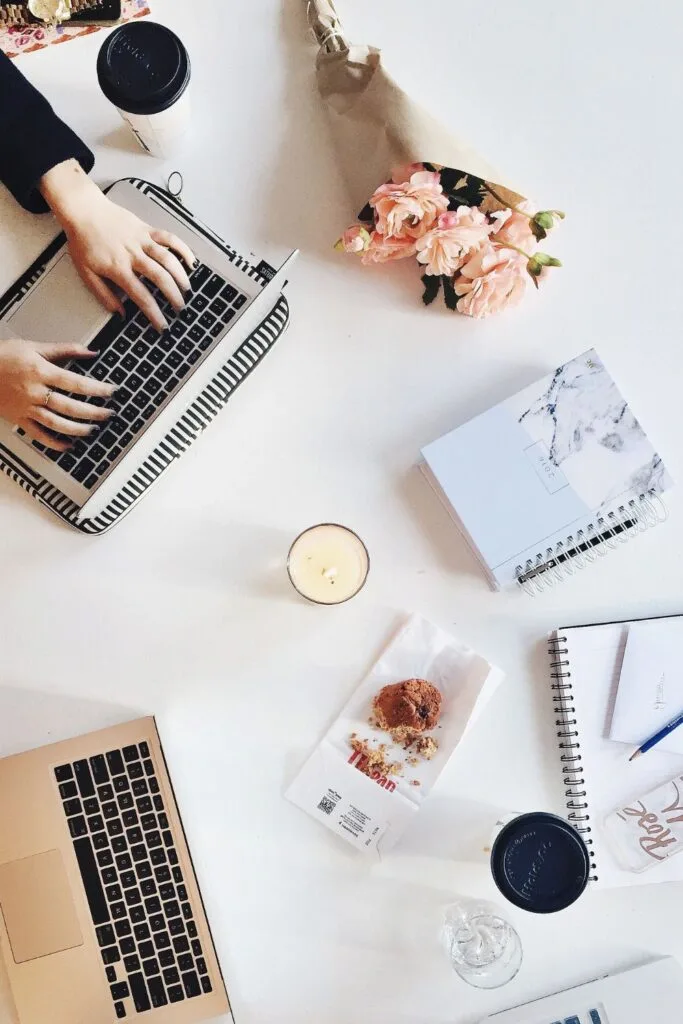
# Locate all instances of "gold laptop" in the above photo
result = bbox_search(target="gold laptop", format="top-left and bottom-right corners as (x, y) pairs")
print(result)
(0, 718), (230, 1024)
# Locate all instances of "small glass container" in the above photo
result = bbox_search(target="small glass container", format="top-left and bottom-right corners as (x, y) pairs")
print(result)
(287, 524), (370, 605)
(441, 897), (523, 989)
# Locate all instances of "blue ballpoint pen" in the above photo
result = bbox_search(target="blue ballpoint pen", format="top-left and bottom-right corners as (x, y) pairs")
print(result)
(629, 707), (683, 761)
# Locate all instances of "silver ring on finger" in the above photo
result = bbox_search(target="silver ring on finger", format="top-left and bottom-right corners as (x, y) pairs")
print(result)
(43, 388), (53, 408)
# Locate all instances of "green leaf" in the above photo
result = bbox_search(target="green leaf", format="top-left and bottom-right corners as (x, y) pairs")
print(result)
(421, 274), (442, 306)
(534, 252), (563, 268)
(546, 256), (563, 267)
(441, 275), (459, 311)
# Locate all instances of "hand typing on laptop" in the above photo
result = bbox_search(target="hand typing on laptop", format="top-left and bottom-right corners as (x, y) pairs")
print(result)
(0, 53), (194, 448)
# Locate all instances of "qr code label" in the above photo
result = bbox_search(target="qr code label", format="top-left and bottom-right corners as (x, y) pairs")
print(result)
(317, 795), (337, 815)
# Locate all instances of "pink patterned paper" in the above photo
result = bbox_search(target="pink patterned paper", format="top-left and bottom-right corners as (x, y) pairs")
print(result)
(1, 0), (150, 58)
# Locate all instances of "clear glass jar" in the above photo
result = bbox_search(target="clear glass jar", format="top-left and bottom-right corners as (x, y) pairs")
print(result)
(441, 897), (523, 989)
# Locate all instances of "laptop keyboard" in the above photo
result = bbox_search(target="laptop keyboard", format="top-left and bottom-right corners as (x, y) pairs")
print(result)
(55, 743), (212, 1017)
(25, 262), (248, 489)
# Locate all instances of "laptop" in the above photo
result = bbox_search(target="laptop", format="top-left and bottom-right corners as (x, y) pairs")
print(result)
(0, 178), (297, 522)
(0, 717), (231, 1024)
(479, 957), (683, 1023)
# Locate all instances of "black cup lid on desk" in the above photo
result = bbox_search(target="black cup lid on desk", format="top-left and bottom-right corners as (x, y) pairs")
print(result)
(490, 812), (591, 914)
(97, 22), (191, 116)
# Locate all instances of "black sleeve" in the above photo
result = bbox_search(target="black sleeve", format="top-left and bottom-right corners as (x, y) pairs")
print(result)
(0, 51), (94, 214)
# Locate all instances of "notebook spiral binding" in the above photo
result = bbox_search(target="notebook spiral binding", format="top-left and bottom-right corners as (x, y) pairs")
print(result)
(516, 490), (667, 595)
(548, 633), (598, 883)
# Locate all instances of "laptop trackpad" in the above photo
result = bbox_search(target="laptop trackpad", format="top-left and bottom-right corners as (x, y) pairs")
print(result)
(0, 850), (82, 963)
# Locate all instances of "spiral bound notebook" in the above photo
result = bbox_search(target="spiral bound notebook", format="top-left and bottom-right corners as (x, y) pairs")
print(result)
(421, 349), (673, 593)
(549, 614), (683, 889)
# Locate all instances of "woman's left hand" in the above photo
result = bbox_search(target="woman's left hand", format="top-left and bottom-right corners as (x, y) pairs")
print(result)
(40, 159), (196, 331)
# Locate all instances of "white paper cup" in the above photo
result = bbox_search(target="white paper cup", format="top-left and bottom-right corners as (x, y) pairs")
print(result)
(98, 22), (191, 158)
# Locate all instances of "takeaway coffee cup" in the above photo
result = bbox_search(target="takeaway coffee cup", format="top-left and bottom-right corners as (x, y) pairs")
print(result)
(97, 21), (191, 158)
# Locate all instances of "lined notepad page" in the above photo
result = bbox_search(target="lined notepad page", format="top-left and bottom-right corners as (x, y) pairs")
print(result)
(554, 618), (683, 889)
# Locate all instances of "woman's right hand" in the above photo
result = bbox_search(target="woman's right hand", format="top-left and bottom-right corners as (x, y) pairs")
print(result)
(0, 337), (116, 451)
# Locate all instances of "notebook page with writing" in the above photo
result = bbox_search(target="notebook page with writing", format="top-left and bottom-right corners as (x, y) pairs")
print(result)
(550, 617), (683, 889)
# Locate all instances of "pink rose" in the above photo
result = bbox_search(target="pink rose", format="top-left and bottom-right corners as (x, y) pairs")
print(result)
(361, 232), (417, 264)
(415, 207), (493, 277)
(454, 244), (527, 318)
(370, 170), (449, 241)
(335, 224), (371, 254)
(490, 208), (536, 252)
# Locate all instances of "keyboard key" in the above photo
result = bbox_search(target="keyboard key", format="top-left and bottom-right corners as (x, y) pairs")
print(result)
(178, 337), (194, 355)
(105, 965), (116, 984)
(130, 905), (146, 924)
(124, 954), (140, 974)
(93, 832), (109, 851)
(111, 982), (129, 1001)
(101, 870), (117, 890)
(138, 940), (154, 960)
(96, 924), (115, 947)
(114, 1001), (126, 1019)
(182, 902), (192, 920)
(173, 936), (189, 954)
(221, 282), (238, 302)
(149, 778), (160, 794)
(156, 865), (172, 884)
(122, 744), (139, 763)
(188, 350), (201, 366)
(88, 815), (104, 833)
(114, 776), (130, 793)
(159, 883), (174, 901)
(150, 847), (167, 866)
(136, 861), (153, 880)
(140, 878), (156, 897)
(209, 297), (227, 316)
(186, 921), (197, 938)
(233, 292), (247, 308)
(182, 971), (201, 998)
(129, 972), (151, 1013)
(167, 848), (178, 865)
(128, 764), (144, 784)
(203, 274), (223, 298)
(69, 816), (87, 838)
(164, 900), (180, 919)
(84, 797), (99, 816)
(180, 306), (197, 326)
(176, 882), (187, 900)
(137, 796), (153, 814)
(168, 985), (184, 1004)
(124, 323), (142, 342)
(127, 827), (143, 845)
(132, 341), (148, 358)
(74, 760), (95, 798)
(191, 263), (211, 289)
(102, 801), (117, 820)
(89, 443), (105, 464)
(150, 915), (165, 932)
(140, 813), (156, 831)
(191, 939), (202, 957)
(98, 430), (117, 450)
(88, 754), (109, 786)
(153, 796), (164, 813)
(125, 888), (141, 906)
(158, 332), (175, 352)
(83, 472), (98, 489)
(122, 810), (138, 828)
(148, 347), (164, 366)
(201, 976), (212, 994)
(127, 373), (143, 392)
(145, 896), (161, 915)
(142, 759), (154, 777)
(132, 779), (148, 797)
(111, 838), (127, 855)
(118, 793), (134, 811)
(103, 351), (118, 368)
(196, 956), (207, 974)
(154, 931), (171, 950)
(147, 831), (162, 849)
(115, 919), (132, 937)
(142, 403), (156, 420)
(63, 798), (82, 817)
(110, 367), (126, 385)
(132, 391), (148, 410)
(178, 953), (193, 973)
(132, 844), (147, 862)
(163, 966), (180, 985)
(148, 976), (168, 1009)
(143, 957), (160, 979)
(102, 946), (120, 965)
(169, 917), (185, 936)
(120, 870), (136, 888)
(109, 416), (127, 436)
(107, 820), (123, 837)
(106, 750), (125, 776)
(193, 293), (209, 311)
(198, 311), (216, 330)
(133, 922), (150, 942)
(91, 364), (108, 381)
(163, 831), (174, 848)
(209, 321), (224, 339)
(143, 378), (161, 396)
(111, 902), (126, 921)
(167, 351), (182, 369)
(58, 780), (78, 800)
(114, 337), (128, 354)
(99, 782), (114, 801)
(170, 321), (185, 339)
(120, 936), (136, 956)
(115, 853), (132, 871)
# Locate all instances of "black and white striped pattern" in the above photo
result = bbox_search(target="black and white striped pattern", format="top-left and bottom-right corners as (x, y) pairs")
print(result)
(0, 178), (291, 534)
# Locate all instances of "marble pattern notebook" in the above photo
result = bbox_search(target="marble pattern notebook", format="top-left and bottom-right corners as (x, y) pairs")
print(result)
(420, 349), (673, 591)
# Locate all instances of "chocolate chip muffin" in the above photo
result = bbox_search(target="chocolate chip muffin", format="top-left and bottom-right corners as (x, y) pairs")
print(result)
(373, 678), (442, 743)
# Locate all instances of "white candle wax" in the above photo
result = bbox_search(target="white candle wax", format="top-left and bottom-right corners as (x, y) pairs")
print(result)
(287, 524), (370, 605)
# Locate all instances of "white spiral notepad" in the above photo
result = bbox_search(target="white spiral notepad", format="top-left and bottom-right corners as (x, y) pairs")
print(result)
(549, 615), (683, 889)
(421, 349), (673, 593)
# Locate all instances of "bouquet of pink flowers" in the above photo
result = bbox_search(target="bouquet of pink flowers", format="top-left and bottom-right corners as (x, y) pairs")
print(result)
(337, 165), (563, 318)
(308, 0), (563, 319)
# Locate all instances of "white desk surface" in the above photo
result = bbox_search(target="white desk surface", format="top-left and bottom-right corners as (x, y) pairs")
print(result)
(1, 2), (683, 1021)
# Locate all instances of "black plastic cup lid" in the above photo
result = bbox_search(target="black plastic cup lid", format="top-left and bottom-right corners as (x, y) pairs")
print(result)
(97, 22), (191, 116)
(490, 812), (590, 914)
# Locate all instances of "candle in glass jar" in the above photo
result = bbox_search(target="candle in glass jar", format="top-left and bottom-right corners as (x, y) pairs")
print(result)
(287, 524), (370, 605)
